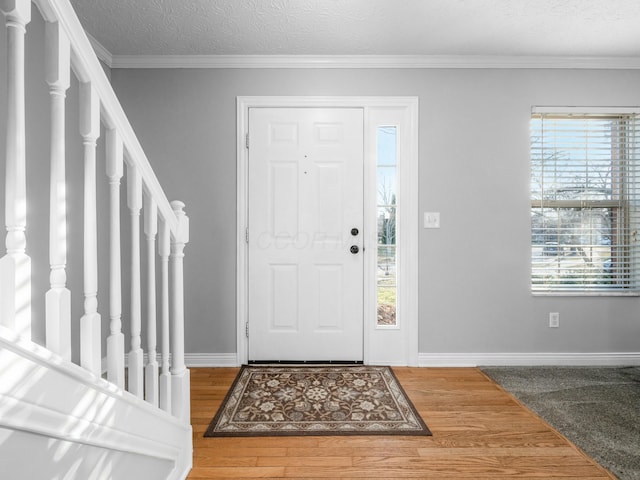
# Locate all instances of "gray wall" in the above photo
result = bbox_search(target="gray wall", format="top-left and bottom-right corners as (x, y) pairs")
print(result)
(1, 10), (638, 358)
(110, 67), (640, 356)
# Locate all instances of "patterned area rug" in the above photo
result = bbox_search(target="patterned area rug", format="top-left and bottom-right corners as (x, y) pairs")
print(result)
(205, 365), (431, 437)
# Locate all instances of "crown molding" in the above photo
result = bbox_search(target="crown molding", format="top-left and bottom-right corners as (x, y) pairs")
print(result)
(82, 36), (640, 70)
(107, 54), (640, 70)
(86, 33), (113, 68)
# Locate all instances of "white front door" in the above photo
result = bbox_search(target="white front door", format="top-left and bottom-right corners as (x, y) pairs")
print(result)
(248, 107), (364, 361)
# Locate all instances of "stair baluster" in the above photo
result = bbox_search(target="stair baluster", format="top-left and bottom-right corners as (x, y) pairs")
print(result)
(44, 20), (71, 361)
(127, 163), (144, 398)
(159, 218), (172, 413)
(144, 193), (159, 406)
(0, 0), (31, 339)
(106, 128), (125, 388)
(79, 81), (101, 377)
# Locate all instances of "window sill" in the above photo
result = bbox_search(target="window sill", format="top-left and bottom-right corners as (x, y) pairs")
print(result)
(532, 291), (640, 297)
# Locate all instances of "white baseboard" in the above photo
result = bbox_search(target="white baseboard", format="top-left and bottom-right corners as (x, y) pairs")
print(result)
(418, 352), (640, 367)
(102, 353), (239, 374)
(184, 352), (640, 368)
(105, 351), (640, 370)
(183, 352), (640, 367)
(184, 353), (238, 367)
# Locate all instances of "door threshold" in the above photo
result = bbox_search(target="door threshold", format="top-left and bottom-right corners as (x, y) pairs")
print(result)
(248, 360), (364, 365)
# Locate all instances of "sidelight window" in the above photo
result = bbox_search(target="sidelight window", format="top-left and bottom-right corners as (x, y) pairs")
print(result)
(377, 126), (398, 324)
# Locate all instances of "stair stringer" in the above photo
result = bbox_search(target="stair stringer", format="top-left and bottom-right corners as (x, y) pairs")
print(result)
(0, 326), (192, 480)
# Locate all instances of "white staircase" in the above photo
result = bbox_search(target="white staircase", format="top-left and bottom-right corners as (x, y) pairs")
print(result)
(0, 0), (192, 478)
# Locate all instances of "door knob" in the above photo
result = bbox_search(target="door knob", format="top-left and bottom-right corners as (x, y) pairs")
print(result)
(351, 227), (359, 236)
(350, 245), (359, 254)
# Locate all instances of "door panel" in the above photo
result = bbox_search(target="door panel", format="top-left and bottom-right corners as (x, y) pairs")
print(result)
(248, 107), (364, 361)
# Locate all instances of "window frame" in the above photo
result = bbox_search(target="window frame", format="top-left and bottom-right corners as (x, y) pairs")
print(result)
(376, 125), (399, 328)
(530, 106), (640, 296)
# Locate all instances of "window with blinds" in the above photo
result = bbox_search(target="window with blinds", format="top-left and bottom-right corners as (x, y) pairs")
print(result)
(531, 109), (640, 293)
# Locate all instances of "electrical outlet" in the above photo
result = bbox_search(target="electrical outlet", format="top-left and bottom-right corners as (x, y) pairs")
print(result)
(549, 312), (560, 328)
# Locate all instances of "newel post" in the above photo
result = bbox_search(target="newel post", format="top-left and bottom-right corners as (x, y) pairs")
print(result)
(170, 200), (189, 422)
(0, 0), (31, 338)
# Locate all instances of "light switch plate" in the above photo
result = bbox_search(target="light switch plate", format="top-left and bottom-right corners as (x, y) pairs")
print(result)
(424, 212), (440, 228)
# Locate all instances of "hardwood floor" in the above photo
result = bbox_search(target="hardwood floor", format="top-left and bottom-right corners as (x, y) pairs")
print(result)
(188, 367), (615, 479)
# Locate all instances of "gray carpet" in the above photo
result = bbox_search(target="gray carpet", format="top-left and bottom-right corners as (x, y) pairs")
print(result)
(482, 366), (640, 480)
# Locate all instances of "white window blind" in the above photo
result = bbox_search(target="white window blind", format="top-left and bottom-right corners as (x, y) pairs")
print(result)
(531, 110), (640, 293)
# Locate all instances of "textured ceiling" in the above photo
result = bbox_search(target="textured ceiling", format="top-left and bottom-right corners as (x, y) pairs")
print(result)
(68, 0), (640, 57)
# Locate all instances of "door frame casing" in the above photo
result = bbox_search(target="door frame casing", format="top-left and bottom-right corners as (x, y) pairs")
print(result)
(237, 96), (419, 366)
